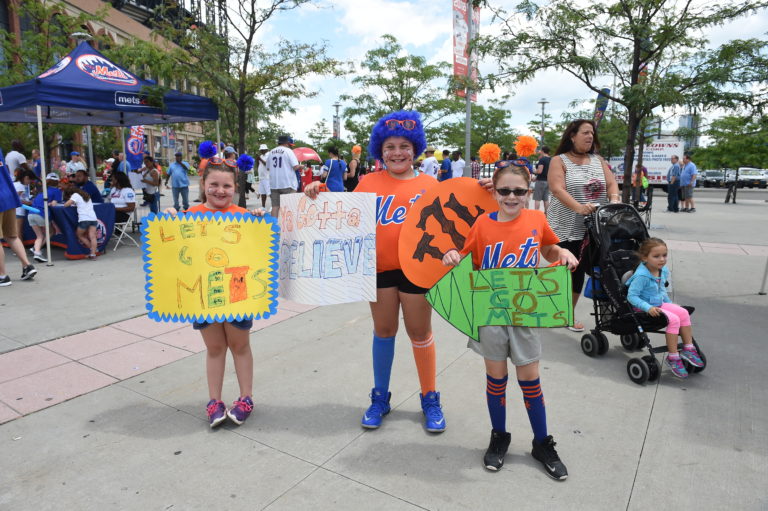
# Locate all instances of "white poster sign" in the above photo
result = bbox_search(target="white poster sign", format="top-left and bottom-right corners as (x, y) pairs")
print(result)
(609, 141), (684, 185)
(278, 192), (377, 304)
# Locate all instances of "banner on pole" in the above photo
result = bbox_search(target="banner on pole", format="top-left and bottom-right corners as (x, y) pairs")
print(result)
(125, 125), (145, 170)
(593, 88), (610, 129)
(453, 0), (480, 102)
(427, 257), (574, 341)
(141, 212), (279, 323)
(277, 192), (377, 305)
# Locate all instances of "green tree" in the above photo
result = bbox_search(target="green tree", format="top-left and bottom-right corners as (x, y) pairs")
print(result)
(0, 1), (107, 164)
(341, 34), (465, 151)
(691, 114), (768, 169)
(436, 100), (518, 156)
(478, 0), (768, 201)
(307, 119), (332, 148)
(146, 0), (342, 154)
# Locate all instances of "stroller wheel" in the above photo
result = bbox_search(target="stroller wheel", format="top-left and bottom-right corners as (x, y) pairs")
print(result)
(627, 358), (650, 385)
(596, 332), (609, 356)
(620, 334), (639, 351)
(642, 355), (660, 382)
(581, 334), (599, 357)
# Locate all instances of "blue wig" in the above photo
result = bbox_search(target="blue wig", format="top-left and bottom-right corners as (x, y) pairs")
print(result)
(198, 140), (217, 159)
(237, 154), (255, 172)
(368, 110), (426, 161)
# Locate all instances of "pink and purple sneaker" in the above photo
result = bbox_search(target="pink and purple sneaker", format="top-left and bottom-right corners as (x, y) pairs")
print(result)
(666, 355), (689, 379)
(227, 396), (254, 425)
(206, 399), (227, 428)
(680, 347), (704, 368)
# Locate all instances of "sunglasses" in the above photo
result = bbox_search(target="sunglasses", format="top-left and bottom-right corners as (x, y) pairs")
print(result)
(495, 159), (529, 170)
(495, 187), (529, 197)
(384, 119), (417, 130)
(208, 156), (238, 168)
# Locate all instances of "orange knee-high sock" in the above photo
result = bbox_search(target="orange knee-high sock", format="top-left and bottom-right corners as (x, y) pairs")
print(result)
(411, 333), (436, 395)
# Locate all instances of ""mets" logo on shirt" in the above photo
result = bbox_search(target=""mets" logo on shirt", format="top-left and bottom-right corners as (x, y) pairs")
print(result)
(481, 237), (540, 269)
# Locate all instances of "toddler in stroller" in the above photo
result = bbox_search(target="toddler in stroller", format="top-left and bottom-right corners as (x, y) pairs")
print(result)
(579, 204), (707, 384)
(626, 238), (704, 378)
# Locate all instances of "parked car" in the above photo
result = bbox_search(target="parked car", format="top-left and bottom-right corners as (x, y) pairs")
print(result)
(736, 167), (767, 189)
(702, 169), (725, 188)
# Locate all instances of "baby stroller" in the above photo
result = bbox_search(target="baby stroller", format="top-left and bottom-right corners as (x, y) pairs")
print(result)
(578, 203), (707, 384)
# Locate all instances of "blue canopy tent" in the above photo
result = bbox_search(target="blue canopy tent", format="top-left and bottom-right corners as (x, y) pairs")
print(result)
(0, 41), (218, 263)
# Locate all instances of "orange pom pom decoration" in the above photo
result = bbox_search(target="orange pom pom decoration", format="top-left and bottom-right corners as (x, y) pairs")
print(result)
(514, 135), (538, 158)
(478, 143), (501, 164)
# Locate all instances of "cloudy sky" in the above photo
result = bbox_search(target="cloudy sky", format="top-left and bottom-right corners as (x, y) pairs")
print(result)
(243, 0), (767, 145)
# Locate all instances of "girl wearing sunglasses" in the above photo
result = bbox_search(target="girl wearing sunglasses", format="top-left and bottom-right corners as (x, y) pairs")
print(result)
(305, 110), (447, 433)
(442, 164), (577, 478)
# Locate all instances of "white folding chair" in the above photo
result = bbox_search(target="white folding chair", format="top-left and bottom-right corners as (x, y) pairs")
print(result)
(112, 220), (140, 251)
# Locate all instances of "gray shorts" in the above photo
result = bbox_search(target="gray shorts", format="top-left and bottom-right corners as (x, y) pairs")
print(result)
(682, 185), (694, 199)
(270, 187), (294, 207)
(27, 213), (47, 227)
(467, 325), (542, 366)
(533, 180), (549, 201)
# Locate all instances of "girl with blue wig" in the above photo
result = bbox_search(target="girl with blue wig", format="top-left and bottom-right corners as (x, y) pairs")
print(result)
(305, 110), (446, 433)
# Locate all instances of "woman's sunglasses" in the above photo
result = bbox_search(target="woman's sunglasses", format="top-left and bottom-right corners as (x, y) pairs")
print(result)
(384, 119), (417, 130)
(495, 187), (529, 197)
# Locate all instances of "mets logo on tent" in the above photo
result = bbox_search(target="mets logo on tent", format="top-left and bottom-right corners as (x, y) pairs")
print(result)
(38, 56), (72, 79)
(76, 54), (137, 86)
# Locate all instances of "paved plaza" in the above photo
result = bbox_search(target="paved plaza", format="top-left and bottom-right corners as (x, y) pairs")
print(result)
(1, 188), (766, 510)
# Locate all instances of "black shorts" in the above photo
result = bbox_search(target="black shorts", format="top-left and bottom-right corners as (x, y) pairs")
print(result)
(376, 269), (428, 294)
(193, 319), (253, 331)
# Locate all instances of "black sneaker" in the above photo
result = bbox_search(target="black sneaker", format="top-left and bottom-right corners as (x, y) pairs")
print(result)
(21, 265), (37, 280)
(484, 429), (511, 471)
(689, 208), (696, 213)
(0, 275), (11, 287)
(531, 435), (568, 480)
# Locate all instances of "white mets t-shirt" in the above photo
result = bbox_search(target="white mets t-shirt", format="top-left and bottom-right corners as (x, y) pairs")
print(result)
(267, 146), (299, 190)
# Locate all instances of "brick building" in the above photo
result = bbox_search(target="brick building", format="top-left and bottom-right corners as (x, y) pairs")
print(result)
(0, 0), (223, 167)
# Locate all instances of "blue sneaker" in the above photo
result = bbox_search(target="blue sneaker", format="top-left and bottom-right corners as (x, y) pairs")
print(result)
(227, 396), (254, 425)
(680, 347), (704, 368)
(206, 399), (227, 428)
(666, 356), (689, 379)
(420, 391), (446, 433)
(361, 388), (391, 429)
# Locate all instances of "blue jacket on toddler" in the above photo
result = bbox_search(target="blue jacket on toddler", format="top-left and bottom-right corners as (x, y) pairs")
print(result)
(625, 263), (671, 312)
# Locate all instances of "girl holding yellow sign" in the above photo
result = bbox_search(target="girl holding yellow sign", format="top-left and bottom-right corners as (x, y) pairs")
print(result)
(163, 142), (266, 428)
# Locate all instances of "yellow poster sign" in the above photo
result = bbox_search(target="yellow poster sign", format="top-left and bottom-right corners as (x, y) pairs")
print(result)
(141, 212), (279, 323)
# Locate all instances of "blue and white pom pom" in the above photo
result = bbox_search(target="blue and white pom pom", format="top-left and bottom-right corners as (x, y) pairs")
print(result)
(237, 154), (255, 172)
(198, 140), (217, 159)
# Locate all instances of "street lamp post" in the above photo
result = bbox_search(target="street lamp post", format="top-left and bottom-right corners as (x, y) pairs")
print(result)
(537, 98), (549, 145)
(332, 101), (341, 140)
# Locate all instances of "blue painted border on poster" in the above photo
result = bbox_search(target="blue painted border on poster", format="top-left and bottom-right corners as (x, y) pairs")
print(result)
(141, 211), (280, 324)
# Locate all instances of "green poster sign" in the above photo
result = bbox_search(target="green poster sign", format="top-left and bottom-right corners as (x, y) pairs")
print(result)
(426, 256), (574, 341)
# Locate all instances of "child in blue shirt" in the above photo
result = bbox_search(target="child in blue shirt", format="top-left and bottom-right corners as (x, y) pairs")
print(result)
(626, 238), (704, 378)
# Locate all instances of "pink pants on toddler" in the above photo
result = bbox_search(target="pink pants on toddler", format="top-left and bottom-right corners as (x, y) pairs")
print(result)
(659, 303), (691, 335)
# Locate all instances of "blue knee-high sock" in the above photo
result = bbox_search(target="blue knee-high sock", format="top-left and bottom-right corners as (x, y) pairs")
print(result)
(486, 374), (508, 432)
(519, 378), (548, 443)
(372, 334), (396, 392)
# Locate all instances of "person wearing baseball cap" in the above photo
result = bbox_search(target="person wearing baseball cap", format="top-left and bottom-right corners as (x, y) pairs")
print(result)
(419, 146), (439, 178)
(266, 135), (301, 217)
(66, 151), (86, 176)
(257, 144), (270, 208)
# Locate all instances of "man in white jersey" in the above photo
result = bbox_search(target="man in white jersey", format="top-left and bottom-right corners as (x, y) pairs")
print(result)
(267, 135), (302, 217)
(419, 146), (439, 178)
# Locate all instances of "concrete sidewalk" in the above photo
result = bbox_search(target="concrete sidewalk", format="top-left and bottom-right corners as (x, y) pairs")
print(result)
(1, 194), (766, 510)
